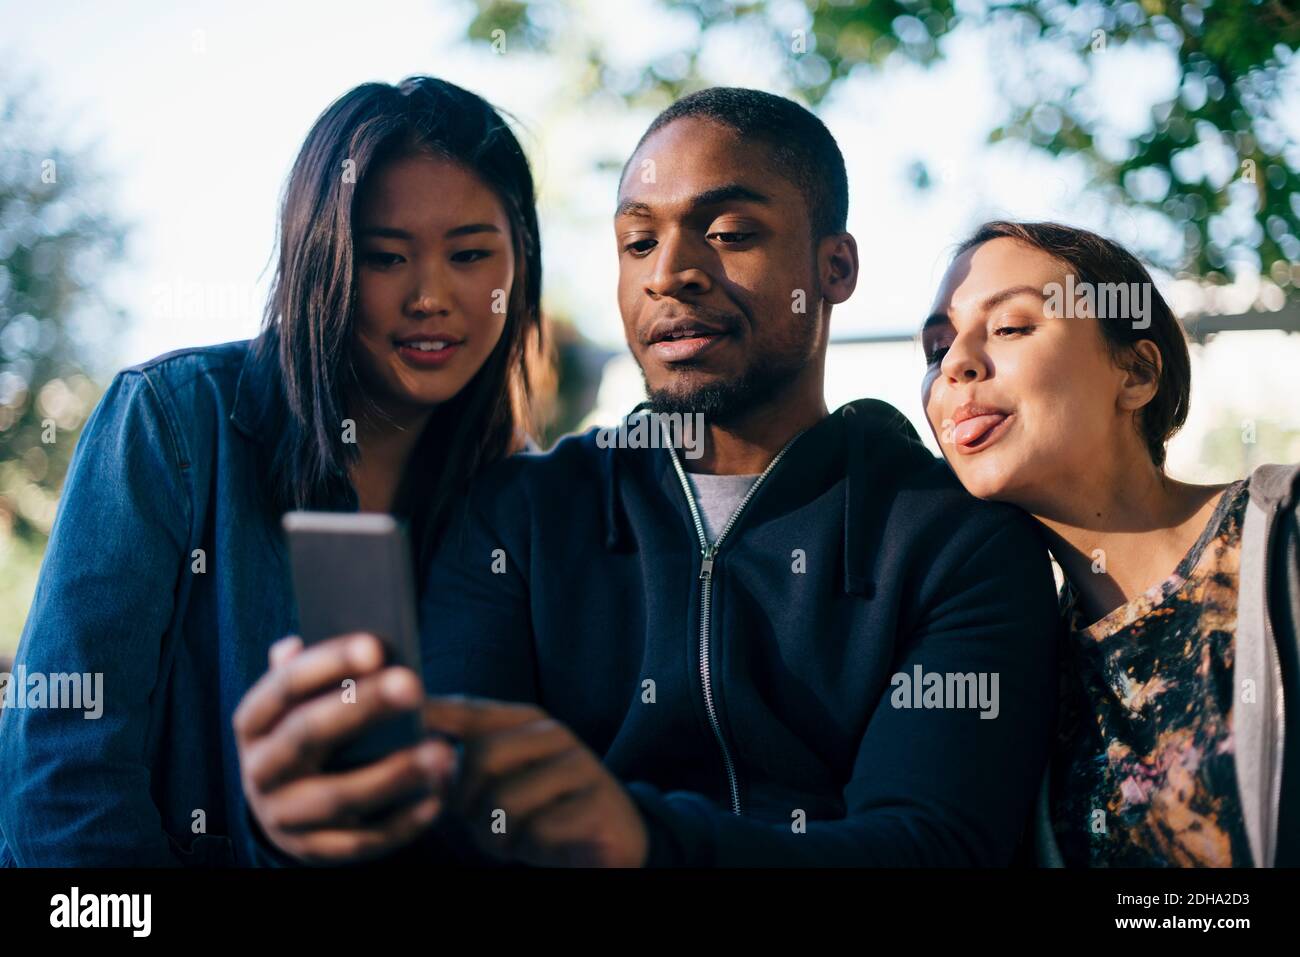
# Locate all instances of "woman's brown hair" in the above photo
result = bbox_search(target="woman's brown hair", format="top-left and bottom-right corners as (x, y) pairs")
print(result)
(955, 221), (1191, 468)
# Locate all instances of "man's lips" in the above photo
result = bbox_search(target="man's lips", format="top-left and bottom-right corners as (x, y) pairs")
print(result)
(649, 332), (728, 363)
(644, 315), (735, 363)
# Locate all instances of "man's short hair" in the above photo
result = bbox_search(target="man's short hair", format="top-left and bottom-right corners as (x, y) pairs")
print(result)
(626, 87), (849, 240)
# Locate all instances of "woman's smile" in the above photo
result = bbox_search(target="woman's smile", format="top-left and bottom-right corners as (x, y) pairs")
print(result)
(394, 332), (466, 369)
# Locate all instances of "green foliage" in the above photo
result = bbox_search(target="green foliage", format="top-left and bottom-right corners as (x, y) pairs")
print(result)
(1197, 407), (1300, 482)
(0, 78), (128, 548)
(464, 0), (1300, 281)
(988, 1), (1300, 279)
(0, 533), (42, 657)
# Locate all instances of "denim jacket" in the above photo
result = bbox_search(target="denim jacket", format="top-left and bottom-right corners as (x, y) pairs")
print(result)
(0, 337), (350, 866)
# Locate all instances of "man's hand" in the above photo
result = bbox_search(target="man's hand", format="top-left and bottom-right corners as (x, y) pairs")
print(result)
(232, 633), (457, 865)
(423, 697), (648, 868)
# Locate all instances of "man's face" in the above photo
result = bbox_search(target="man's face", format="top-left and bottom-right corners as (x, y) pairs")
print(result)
(614, 118), (826, 422)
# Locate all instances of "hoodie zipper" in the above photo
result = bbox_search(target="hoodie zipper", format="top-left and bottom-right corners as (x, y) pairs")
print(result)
(668, 432), (803, 816)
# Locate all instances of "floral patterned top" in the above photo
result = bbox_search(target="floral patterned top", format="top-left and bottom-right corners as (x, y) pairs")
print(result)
(1049, 479), (1253, 867)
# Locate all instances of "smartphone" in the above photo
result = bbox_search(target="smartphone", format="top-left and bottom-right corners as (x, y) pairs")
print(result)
(282, 511), (425, 772)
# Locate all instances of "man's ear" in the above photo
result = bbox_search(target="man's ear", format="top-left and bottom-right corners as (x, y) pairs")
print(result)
(818, 232), (859, 306)
(1117, 339), (1162, 412)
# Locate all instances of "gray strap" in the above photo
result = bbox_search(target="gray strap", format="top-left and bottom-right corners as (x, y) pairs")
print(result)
(1237, 489), (1276, 867)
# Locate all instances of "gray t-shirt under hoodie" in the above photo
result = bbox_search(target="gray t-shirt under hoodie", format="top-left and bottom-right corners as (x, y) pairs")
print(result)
(683, 471), (760, 544)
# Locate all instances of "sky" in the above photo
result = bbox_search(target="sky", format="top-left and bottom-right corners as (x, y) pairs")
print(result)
(3, 0), (1298, 478)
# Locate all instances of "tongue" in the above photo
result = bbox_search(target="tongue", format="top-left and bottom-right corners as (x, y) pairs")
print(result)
(954, 413), (1007, 447)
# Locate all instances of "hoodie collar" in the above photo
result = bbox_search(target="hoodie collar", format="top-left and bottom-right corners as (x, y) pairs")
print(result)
(599, 399), (933, 598)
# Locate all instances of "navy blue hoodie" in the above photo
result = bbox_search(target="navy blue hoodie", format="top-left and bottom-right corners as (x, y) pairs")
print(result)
(418, 398), (1061, 866)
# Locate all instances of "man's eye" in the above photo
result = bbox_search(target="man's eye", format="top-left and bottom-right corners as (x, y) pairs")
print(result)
(451, 249), (491, 263)
(709, 231), (755, 244)
(363, 251), (404, 268)
(925, 345), (950, 365)
(624, 239), (656, 255)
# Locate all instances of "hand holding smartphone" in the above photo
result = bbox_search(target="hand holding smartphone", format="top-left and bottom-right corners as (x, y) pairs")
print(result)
(282, 511), (426, 772)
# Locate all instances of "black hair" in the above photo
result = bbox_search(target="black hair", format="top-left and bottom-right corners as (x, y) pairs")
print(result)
(260, 75), (542, 579)
(625, 87), (848, 240)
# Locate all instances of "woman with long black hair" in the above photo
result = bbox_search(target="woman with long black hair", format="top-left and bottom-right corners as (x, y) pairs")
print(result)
(0, 75), (542, 866)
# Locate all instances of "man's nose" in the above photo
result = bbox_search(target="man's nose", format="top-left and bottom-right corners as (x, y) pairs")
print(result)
(645, 232), (711, 299)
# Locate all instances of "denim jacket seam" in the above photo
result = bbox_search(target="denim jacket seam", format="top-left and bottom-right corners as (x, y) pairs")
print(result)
(137, 363), (242, 459)
(133, 368), (198, 523)
(123, 369), (203, 777)
(153, 360), (243, 407)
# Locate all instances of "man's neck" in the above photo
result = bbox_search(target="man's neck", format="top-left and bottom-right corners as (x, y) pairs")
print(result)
(687, 380), (827, 475)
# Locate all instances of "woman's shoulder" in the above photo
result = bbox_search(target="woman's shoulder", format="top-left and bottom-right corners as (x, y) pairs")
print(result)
(121, 339), (254, 398)
(109, 338), (272, 432)
(87, 338), (274, 466)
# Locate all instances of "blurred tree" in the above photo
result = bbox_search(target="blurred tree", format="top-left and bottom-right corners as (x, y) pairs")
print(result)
(464, 0), (1300, 285)
(1198, 406), (1300, 481)
(0, 76), (127, 648)
(527, 315), (617, 449)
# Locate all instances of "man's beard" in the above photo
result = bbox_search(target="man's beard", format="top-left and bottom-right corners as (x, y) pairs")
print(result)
(643, 352), (807, 426)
